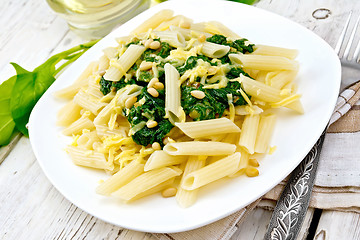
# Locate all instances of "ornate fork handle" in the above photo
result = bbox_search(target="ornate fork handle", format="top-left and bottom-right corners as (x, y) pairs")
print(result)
(264, 129), (326, 240)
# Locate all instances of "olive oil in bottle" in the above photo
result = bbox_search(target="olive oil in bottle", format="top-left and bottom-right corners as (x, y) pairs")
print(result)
(46, 0), (150, 39)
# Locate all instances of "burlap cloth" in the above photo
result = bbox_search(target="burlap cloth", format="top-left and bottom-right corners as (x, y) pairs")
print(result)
(153, 81), (360, 240)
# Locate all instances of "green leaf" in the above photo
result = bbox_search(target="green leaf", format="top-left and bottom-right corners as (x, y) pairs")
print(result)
(0, 39), (99, 144)
(10, 62), (30, 75)
(227, 0), (258, 4)
(10, 69), (56, 136)
(0, 76), (16, 146)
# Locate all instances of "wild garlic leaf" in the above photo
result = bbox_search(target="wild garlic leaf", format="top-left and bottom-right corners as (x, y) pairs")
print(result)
(0, 39), (99, 144)
(0, 76), (16, 146)
(10, 61), (57, 136)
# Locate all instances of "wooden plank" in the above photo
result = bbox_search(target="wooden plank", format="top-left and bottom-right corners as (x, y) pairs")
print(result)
(230, 201), (314, 240)
(0, 136), (155, 240)
(0, 0), (150, 239)
(0, 133), (21, 164)
(314, 210), (360, 240)
(0, 0), (70, 81)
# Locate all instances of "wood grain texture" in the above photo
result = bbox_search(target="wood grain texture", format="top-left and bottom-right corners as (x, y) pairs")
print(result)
(1, 0), (359, 239)
(0, 137), (156, 240)
(230, 203), (314, 240)
(315, 210), (360, 240)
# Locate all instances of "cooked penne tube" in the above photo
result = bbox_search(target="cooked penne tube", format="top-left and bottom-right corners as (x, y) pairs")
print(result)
(265, 70), (298, 89)
(112, 167), (182, 201)
(96, 160), (144, 196)
(73, 90), (107, 115)
(54, 61), (98, 99)
(62, 111), (94, 136)
(176, 156), (206, 208)
(255, 114), (277, 153)
(131, 9), (174, 34)
(154, 30), (187, 48)
(67, 145), (113, 171)
(181, 152), (241, 190)
(103, 45), (145, 81)
(56, 100), (82, 127)
(205, 21), (240, 39)
(175, 118), (240, 138)
(252, 45), (298, 59)
(229, 53), (298, 71)
(201, 42), (230, 58)
(239, 114), (260, 154)
(163, 141), (236, 156)
(144, 150), (187, 171)
(155, 15), (193, 31)
(229, 148), (250, 177)
(240, 75), (303, 113)
(129, 178), (175, 202)
(165, 63), (186, 124)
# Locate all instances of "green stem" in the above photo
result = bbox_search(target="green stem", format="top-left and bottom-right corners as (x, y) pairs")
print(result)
(36, 39), (100, 73)
(53, 51), (84, 76)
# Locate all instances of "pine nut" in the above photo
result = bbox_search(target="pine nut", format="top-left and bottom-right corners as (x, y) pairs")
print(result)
(98, 70), (106, 76)
(148, 77), (159, 88)
(144, 39), (153, 48)
(191, 90), (205, 99)
(147, 87), (159, 97)
(161, 187), (177, 198)
(139, 61), (153, 71)
(149, 40), (161, 49)
(162, 137), (175, 145)
(163, 137), (170, 145)
(146, 120), (158, 128)
(198, 34), (206, 43)
(154, 82), (164, 90)
(180, 21), (191, 29)
(249, 159), (259, 167)
(152, 142), (161, 150)
(245, 166), (259, 177)
(125, 96), (137, 109)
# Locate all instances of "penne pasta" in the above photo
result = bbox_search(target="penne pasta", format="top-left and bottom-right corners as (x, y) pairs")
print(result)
(54, 61), (98, 99)
(181, 152), (241, 190)
(131, 9), (174, 34)
(175, 118), (240, 138)
(201, 42), (230, 58)
(163, 141), (236, 156)
(103, 45), (145, 81)
(176, 156), (206, 208)
(144, 150), (187, 171)
(165, 63), (186, 124)
(96, 159), (144, 196)
(154, 30), (187, 48)
(112, 166), (182, 201)
(56, 100), (82, 127)
(252, 45), (298, 59)
(229, 53), (299, 71)
(255, 114), (277, 153)
(67, 145), (114, 171)
(239, 114), (260, 154)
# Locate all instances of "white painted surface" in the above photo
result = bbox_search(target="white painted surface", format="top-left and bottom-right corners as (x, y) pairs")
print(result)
(1, 0), (359, 239)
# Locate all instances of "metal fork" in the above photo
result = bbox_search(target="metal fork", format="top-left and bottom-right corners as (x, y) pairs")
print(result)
(264, 12), (360, 240)
(335, 11), (360, 68)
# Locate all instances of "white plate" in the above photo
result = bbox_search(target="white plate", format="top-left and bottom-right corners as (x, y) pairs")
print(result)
(29, 0), (341, 233)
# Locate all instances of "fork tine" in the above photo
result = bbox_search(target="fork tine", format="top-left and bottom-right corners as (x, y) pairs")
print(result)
(352, 16), (360, 62)
(335, 11), (352, 55)
(344, 14), (360, 60)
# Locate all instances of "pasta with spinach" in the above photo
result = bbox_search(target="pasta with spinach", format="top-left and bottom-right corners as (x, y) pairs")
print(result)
(56, 10), (302, 207)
